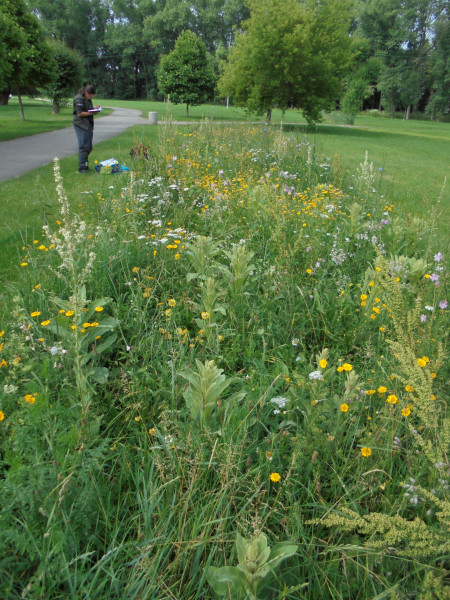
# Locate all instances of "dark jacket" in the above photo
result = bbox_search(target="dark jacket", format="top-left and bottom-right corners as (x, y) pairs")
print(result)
(73, 93), (94, 131)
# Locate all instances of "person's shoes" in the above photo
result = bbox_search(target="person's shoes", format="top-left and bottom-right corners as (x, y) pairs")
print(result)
(78, 167), (89, 173)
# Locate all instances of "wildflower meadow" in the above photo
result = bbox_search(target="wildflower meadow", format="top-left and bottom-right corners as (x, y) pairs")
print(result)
(0, 120), (448, 599)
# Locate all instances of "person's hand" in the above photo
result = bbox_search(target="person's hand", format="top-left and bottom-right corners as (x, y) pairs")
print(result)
(94, 105), (101, 109)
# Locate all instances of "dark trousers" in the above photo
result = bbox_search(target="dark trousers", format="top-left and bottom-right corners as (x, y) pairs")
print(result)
(74, 123), (94, 171)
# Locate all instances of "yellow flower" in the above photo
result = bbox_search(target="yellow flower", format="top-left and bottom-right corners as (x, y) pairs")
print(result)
(337, 366), (344, 372)
(405, 385), (414, 392)
(361, 447), (372, 457)
(319, 359), (327, 369)
(365, 389), (376, 395)
(201, 311), (210, 320)
(0, 331), (4, 337)
(65, 310), (74, 317)
(417, 358), (427, 367)
(401, 406), (412, 417)
(306, 268), (312, 274)
(360, 294), (368, 301)
(0, 410), (5, 421)
(342, 363), (353, 371)
(148, 428), (157, 435)
(386, 394), (398, 404)
(30, 311), (41, 317)
(41, 320), (50, 326)
(24, 394), (36, 404)
(168, 298), (176, 307)
(132, 266), (140, 273)
(0, 359), (7, 367)
(266, 451), (273, 460)
(164, 309), (172, 317)
(82, 322), (91, 328)
(340, 403), (349, 413)
(94, 306), (104, 312)
(377, 386), (387, 394)
(270, 472), (281, 482)
(174, 253), (180, 260)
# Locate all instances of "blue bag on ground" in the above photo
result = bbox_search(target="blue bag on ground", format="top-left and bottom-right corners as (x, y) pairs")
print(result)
(95, 158), (130, 173)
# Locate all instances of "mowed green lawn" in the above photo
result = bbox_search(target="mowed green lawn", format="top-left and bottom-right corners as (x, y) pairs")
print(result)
(298, 115), (450, 237)
(0, 98), (114, 141)
(0, 99), (76, 141)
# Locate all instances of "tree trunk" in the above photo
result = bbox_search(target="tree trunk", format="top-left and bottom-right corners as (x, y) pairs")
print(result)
(266, 109), (272, 121)
(0, 90), (10, 105)
(405, 104), (411, 120)
(226, 96), (229, 108)
(18, 92), (25, 121)
(52, 99), (60, 114)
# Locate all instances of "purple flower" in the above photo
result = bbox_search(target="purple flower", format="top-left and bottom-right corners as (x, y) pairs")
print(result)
(434, 252), (443, 262)
(439, 300), (448, 309)
(430, 273), (440, 282)
(420, 314), (427, 322)
(306, 246), (312, 252)
(380, 219), (390, 225)
(218, 169), (224, 177)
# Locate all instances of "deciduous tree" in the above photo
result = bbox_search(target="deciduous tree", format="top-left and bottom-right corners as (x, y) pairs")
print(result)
(29, 0), (110, 93)
(158, 30), (216, 116)
(0, 0), (54, 118)
(218, 0), (353, 122)
(43, 41), (84, 114)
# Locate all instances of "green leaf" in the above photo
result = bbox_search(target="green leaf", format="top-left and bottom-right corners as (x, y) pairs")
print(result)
(267, 543), (298, 570)
(205, 566), (245, 596)
(88, 366), (109, 384)
(236, 533), (248, 566)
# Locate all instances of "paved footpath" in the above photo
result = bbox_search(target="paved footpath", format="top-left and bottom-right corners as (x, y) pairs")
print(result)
(0, 107), (150, 183)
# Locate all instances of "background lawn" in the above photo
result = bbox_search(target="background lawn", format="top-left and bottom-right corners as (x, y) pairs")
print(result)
(0, 98), (112, 141)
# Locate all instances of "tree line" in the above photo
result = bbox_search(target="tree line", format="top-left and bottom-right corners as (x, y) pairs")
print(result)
(1, 0), (449, 121)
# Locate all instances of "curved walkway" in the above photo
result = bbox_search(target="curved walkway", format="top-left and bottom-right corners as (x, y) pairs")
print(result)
(0, 107), (149, 183)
